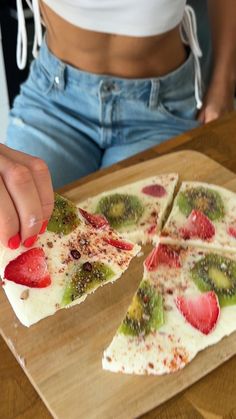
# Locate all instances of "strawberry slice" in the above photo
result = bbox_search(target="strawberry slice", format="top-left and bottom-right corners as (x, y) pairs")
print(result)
(227, 225), (236, 239)
(176, 291), (220, 335)
(142, 184), (166, 197)
(103, 237), (134, 251)
(145, 244), (181, 271)
(79, 208), (109, 229)
(180, 209), (215, 240)
(4, 248), (51, 288)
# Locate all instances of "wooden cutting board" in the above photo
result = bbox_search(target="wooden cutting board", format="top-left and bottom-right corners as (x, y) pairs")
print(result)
(1, 150), (236, 419)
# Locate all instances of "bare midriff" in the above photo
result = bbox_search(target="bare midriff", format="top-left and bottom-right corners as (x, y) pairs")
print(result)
(40, 1), (188, 78)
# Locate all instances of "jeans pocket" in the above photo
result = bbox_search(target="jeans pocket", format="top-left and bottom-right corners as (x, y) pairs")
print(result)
(29, 59), (55, 95)
(158, 93), (200, 129)
(157, 51), (201, 129)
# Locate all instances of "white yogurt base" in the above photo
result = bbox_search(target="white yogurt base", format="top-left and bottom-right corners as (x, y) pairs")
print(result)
(103, 246), (236, 375)
(1, 211), (140, 327)
(79, 174), (178, 245)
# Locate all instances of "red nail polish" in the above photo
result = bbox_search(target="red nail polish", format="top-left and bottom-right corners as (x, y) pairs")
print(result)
(8, 233), (21, 250)
(23, 235), (38, 248)
(39, 220), (48, 234)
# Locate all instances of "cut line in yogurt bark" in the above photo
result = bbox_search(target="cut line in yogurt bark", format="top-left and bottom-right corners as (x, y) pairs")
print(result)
(103, 244), (236, 375)
(78, 174), (178, 244)
(0, 194), (140, 327)
(160, 182), (236, 252)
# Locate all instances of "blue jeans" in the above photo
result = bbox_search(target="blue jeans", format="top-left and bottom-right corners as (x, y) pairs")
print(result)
(7, 40), (200, 189)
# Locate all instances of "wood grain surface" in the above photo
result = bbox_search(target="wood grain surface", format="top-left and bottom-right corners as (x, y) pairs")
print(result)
(1, 149), (236, 419)
(1, 111), (236, 419)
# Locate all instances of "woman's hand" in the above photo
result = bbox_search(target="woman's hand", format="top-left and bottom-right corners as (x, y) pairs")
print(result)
(198, 77), (235, 124)
(0, 144), (54, 249)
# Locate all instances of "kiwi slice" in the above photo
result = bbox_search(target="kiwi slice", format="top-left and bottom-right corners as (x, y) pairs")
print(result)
(191, 253), (236, 307)
(96, 193), (144, 229)
(47, 193), (80, 235)
(119, 280), (164, 336)
(177, 187), (225, 221)
(61, 261), (114, 306)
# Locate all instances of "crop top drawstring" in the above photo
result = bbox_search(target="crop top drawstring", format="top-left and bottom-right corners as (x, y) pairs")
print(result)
(16, 0), (43, 70)
(16, 1), (203, 108)
(180, 5), (203, 109)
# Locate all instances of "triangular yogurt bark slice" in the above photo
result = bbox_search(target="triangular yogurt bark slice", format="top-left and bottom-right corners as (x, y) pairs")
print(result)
(160, 181), (236, 252)
(79, 174), (178, 244)
(102, 243), (236, 375)
(0, 194), (140, 327)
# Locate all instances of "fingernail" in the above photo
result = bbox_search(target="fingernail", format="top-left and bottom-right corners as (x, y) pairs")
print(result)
(39, 220), (48, 234)
(23, 235), (38, 248)
(8, 233), (21, 250)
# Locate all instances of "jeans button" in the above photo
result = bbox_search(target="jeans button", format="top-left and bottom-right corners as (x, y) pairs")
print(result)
(103, 81), (116, 92)
(105, 83), (111, 92)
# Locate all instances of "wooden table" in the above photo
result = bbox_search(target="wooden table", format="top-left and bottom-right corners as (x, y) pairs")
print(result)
(1, 111), (236, 419)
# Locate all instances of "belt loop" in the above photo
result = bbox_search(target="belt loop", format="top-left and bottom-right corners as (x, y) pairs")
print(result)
(54, 63), (66, 91)
(98, 79), (105, 124)
(149, 79), (160, 109)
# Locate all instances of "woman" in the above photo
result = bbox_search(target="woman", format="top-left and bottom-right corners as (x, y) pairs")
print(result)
(0, 0), (235, 250)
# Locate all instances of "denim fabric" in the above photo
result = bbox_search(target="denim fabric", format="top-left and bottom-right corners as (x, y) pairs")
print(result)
(7, 40), (201, 188)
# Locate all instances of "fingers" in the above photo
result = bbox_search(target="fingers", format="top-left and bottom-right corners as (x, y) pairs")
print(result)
(0, 145), (54, 223)
(198, 105), (220, 124)
(204, 110), (219, 124)
(0, 175), (20, 248)
(0, 145), (54, 249)
(197, 79), (235, 125)
(0, 155), (43, 243)
(4, 163), (44, 240)
(27, 157), (54, 223)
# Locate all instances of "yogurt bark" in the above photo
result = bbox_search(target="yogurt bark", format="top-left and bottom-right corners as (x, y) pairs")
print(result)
(103, 244), (236, 375)
(161, 182), (236, 252)
(79, 174), (178, 244)
(0, 195), (140, 327)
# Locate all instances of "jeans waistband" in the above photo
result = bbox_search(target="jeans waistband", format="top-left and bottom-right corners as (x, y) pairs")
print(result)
(37, 38), (195, 99)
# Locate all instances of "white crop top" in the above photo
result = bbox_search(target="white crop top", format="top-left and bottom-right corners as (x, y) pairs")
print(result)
(42, 0), (187, 37)
(16, 0), (203, 107)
